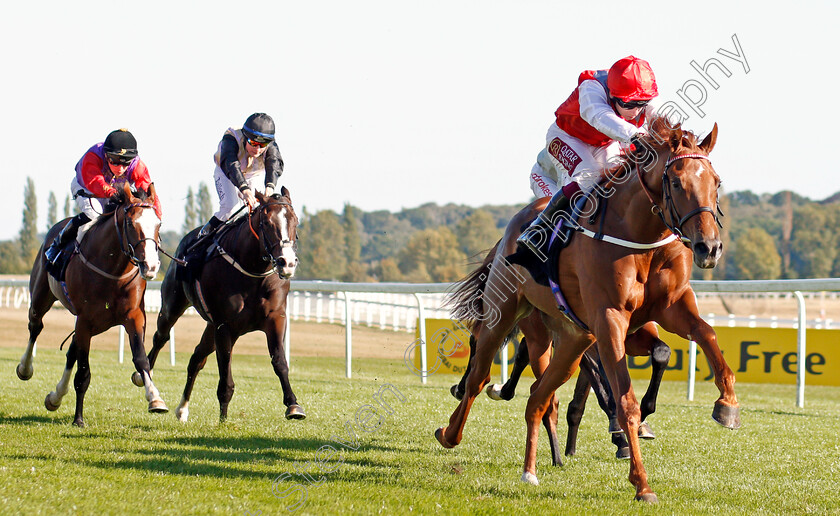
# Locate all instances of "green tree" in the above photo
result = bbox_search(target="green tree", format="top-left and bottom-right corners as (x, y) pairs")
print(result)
(342, 204), (366, 281)
(183, 187), (198, 233)
(454, 209), (502, 258)
(376, 258), (403, 282)
(0, 240), (27, 274)
(296, 210), (348, 280)
(398, 226), (466, 282)
(19, 177), (38, 265)
(63, 194), (74, 218)
(789, 204), (839, 278)
(733, 228), (782, 280)
(46, 191), (58, 231)
(197, 182), (214, 223)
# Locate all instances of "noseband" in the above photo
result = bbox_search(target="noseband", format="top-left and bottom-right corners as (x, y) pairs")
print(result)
(637, 153), (723, 247)
(115, 202), (160, 267)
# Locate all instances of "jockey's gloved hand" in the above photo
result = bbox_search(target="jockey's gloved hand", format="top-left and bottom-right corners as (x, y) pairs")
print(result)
(241, 187), (257, 209)
(630, 134), (654, 168)
(264, 185), (275, 198)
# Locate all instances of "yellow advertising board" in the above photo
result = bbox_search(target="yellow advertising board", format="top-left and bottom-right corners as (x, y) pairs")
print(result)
(412, 318), (840, 386)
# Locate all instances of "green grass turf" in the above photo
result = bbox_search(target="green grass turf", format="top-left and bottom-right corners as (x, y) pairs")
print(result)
(0, 346), (838, 515)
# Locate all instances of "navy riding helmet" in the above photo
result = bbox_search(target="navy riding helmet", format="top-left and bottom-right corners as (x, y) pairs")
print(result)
(242, 113), (275, 143)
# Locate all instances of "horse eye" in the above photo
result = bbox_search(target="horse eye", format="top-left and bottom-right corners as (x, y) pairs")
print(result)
(671, 179), (681, 189)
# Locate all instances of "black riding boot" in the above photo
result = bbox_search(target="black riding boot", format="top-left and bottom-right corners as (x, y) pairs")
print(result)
(44, 213), (90, 265)
(198, 216), (223, 238)
(516, 190), (571, 255)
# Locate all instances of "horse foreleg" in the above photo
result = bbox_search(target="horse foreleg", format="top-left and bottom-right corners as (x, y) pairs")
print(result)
(176, 323), (215, 422)
(487, 335), (529, 401)
(134, 271), (190, 387)
(125, 310), (167, 413)
(660, 293), (739, 429)
(45, 337), (78, 412)
(265, 316), (305, 420)
(626, 323), (670, 437)
(71, 330), (92, 427)
(564, 371), (590, 457)
(594, 316), (656, 503)
(214, 323), (236, 422)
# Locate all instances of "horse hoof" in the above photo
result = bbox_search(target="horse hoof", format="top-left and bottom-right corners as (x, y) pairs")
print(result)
(435, 427), (455, 449)
(175, 407), (189, 422)
(148, 399), (169, 413)
(285, 404), (306, 420)
(131, 372), (144, 387)
(638, 421), (656, 440)
(608, 417), (622, 434)
(616, 446), (630, 460)
(521, 472), (539, 485)
(16, 363), (33, 381)
(635, 492), (658, 504)
(44, 393), (60, 411)
(485, 384), (506, 401)
(449, 384), (463, 401)
(72, 419), (85, 428)
(712, 403), (741, 429)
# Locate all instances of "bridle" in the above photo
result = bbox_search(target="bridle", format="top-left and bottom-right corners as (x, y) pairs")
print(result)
(636, 152), (723, 247)
(246, 199), (297, 273)
(115, 202), (160, 267)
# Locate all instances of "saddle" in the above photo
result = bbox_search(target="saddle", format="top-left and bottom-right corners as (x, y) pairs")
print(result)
(45, 243), (77, 282)
(507, 206), (578, 288)
(174, 224), (233, 284)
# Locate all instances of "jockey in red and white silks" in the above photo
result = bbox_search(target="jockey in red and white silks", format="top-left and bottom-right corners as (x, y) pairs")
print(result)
(519, 56), (660, 255)
(529, 58), (658, 199)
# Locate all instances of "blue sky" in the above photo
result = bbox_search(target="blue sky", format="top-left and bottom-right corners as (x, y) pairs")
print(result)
(1, 1), (837, 240)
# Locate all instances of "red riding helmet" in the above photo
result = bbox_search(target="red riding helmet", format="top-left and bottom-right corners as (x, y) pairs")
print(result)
(607, 56), (658, 102)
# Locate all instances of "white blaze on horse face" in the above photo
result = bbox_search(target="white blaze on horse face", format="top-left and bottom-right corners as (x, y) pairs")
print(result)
(695, 164), (706, 179)
(276, 207), (298, 274)
(136, 210), (161, 276)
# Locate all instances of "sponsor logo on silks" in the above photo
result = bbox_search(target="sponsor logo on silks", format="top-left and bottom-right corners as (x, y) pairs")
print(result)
(531, 173), (553, 197)
(547, 137), (581, 175)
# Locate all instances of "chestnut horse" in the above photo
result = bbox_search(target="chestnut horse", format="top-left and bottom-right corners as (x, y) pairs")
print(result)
(18, 183), (165, 427)
(450, 239), (670, 462)
(436, 117), (740, 502)
(137, 188), (304, 422)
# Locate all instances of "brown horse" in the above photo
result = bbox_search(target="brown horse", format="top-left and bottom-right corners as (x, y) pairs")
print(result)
(18, 183), (165, 427)
(138, 187), (304, 422)
(436, 117), (739, 502)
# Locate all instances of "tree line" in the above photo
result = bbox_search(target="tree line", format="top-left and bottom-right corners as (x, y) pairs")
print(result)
(2, 176), (839, 282)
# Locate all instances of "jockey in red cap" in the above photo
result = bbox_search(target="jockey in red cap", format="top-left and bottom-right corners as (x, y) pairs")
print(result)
(518, 56), (659, 254)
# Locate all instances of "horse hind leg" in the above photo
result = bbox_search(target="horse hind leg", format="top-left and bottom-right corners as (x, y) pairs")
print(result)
(19, 264), (57, 381)
(451, 331), (479, 401)
(44, 338), (78, 412)
(176, 323), (215, 422)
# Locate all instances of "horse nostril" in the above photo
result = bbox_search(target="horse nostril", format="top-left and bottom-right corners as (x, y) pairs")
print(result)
(693, 242), (710, 257)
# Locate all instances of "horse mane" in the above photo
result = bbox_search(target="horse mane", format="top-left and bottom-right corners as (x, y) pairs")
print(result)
(598, 115), (702, 190)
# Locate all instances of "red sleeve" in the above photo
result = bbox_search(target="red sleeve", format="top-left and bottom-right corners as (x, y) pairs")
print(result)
(131, 160), (163, 218)
(79, 152), (117, 198)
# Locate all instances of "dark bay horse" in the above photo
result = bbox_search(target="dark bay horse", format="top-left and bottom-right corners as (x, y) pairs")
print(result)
(436, 117), (740, 502)
(137, 188), (304, 422)
(18, 183), (165, 427)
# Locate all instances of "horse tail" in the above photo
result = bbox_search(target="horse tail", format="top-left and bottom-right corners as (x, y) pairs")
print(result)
(445, 239), (501, 330)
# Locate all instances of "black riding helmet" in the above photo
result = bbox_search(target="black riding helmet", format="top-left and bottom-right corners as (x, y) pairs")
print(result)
(241, 113), (275, 143)
(103, 129), (138, 159)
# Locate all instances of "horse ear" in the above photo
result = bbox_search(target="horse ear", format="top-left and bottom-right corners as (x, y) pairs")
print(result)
(668, 127), (684, 151)
(122, 182), (134, 201)
(255, 189), (266, 203)
(700, 123), (718, 154)
(281, 185), (290, 200)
